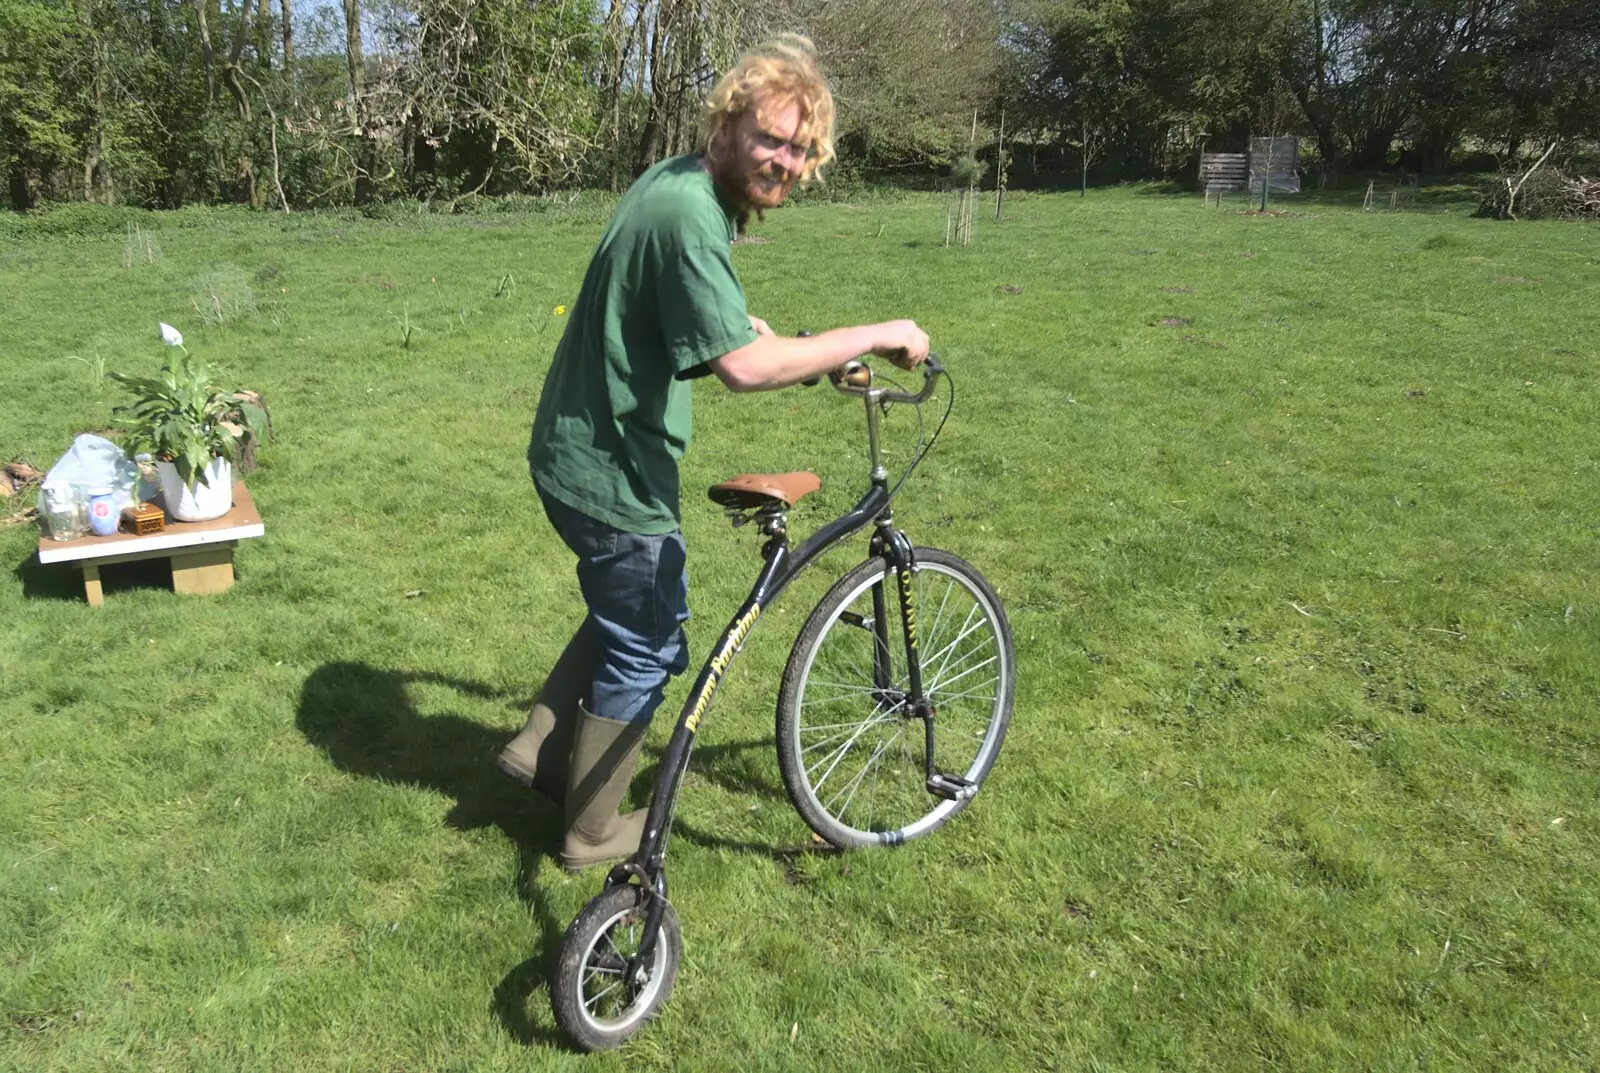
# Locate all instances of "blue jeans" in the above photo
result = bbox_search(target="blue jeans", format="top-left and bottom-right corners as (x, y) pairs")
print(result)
(539, 489), (690, 725)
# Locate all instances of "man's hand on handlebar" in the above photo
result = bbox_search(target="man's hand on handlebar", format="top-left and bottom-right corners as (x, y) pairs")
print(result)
(790, 321), (930, 387)
(870, 319), (930, 370)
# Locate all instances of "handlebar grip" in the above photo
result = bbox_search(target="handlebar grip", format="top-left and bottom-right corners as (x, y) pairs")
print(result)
(797, 330), (822, 387)
(874, 353), (943, 405)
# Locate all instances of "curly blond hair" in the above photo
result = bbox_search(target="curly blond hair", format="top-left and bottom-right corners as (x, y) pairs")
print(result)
(701, 34), (836, 183)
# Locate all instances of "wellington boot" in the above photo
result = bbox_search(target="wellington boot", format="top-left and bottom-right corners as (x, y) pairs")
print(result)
(560, 706), (648, 873)
(496, 627), (600, 803)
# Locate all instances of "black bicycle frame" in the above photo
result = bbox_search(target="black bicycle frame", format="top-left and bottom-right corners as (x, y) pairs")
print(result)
(611, 487), (932, 965)
(607, 363), (946, 972)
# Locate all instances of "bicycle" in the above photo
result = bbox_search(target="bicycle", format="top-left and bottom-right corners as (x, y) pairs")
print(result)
(550, 354), (1016, 1051)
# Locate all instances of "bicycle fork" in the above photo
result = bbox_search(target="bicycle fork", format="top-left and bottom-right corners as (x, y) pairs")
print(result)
(873, 530), (976, 805)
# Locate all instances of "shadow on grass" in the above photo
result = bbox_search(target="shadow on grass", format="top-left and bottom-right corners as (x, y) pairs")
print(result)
(296, 665), (815, 1046)
(295, 661), (571, 1050)
(641, 736), (786, 801)
(14, 550), (174, 602)
(669, 817), (844, 864)
(637, 739), (849, 864)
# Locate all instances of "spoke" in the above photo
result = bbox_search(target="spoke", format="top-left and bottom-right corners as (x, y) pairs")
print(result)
(585, 977), (624, 1009)
(801, 715), (893, 756)
(929, 678), (1001, 706)
(923, 636), (995, 690)
(812, 713), (889, 780)
(925, 606), (987, 686)
(800, 715), (898, 735)
(923, 572), (958, 659)
(932, 722), (980, 761)
(826, 732), (895, 818)
(921, 603), (979, 681)
(800, 697), (889, 722)
(799, 697), (873, 717)
(804, 677), (885, 694)
(817, 647), (877, 696)
(929, 653), (999, 696)
(584, 961), (620, 986)
(939, 727), (993, 748)
(807, 702), (895, 791)
(799, 695), (881, 716)
(867, 746), (881, 831)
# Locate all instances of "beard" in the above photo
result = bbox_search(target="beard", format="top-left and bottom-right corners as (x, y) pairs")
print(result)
(708, 149), (795, 233)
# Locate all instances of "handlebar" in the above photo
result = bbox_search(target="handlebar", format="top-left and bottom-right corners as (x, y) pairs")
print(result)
(794, 331), (943, 401)
(829, 354), (944, 405)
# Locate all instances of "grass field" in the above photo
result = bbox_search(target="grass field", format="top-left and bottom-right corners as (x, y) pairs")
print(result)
(3, 184), (1599, 1071)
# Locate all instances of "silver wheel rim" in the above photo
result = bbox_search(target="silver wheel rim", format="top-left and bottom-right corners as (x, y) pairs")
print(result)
(791, 560), (1010, 843)
(576, 898), (671, 1036)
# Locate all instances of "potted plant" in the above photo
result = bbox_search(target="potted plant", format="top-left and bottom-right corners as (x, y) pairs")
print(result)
(110, 324), (269, 522)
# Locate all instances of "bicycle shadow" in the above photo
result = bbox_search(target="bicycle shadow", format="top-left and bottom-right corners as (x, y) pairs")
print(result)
(294, 660), (569, 1049)
(669, 817), (844, 863)
(643, 736), (786, 801)
(640, 737), (847, 864)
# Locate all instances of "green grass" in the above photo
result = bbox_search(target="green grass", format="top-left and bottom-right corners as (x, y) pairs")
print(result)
(3, 186), (1599, 1071)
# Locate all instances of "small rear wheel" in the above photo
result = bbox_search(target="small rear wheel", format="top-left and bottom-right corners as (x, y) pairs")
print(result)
(776, 547), (1015, 849)
(551, 883), (681, 1051)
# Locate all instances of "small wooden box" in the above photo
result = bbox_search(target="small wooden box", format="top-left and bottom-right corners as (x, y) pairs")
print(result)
(121, 502), (165, 535)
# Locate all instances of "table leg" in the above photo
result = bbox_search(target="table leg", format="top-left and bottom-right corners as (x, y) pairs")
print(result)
(83, 563), (103, 606)
(171, 545), (235, 595)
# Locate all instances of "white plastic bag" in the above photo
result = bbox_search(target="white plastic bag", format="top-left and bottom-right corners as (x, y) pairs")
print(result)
(40, 434), (140, 514)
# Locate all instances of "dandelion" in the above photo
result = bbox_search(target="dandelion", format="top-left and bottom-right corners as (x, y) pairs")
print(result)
(553, 305), (567, 316)
(159, 322), (184, 347)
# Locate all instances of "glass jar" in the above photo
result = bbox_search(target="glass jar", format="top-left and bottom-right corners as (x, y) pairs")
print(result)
(40, 484), (88, 541)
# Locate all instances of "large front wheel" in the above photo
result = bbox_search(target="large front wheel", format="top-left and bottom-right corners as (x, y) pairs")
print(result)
(776, 548), (1015, 849)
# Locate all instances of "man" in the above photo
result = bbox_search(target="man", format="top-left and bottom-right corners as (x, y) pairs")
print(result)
(499, 35), (929, 872)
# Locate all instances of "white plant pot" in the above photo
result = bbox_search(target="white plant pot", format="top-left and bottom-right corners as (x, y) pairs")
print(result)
(156, 457), (233, 521)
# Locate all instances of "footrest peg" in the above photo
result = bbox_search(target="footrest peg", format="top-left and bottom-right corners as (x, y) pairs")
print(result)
(926, 773), (977, 801)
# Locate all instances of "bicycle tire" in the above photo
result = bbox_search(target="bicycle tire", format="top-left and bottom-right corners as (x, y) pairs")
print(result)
(776, 547), (1014, 849)
(550, 884), (681, 1052)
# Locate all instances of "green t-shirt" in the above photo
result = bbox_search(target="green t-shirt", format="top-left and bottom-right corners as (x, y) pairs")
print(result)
(528, 154), (759, 534)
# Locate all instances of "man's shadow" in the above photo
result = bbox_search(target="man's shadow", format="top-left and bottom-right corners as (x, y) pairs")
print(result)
(295, 661), (569, 1048)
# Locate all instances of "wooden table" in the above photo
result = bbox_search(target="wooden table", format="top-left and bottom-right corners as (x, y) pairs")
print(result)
(36, 481), (265, 605)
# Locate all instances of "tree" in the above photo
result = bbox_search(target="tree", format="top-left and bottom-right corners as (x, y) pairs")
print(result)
(1002, 0), (1138, 187)
(1001, 0), (1299, 186)
(4, 0), (1593, 208)
(1282, 0), (1519, 172)
(0, 0), (78, 207)
(763, 0), (1003, 168)
(391, 0), (602, 193)
(1479, 0), (1600, 155)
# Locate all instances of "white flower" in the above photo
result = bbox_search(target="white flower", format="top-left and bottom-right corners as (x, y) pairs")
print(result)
(159, 322), (184, 347)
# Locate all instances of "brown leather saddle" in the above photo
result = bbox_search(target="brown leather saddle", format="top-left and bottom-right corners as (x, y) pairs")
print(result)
(707, 471), (822, 511)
